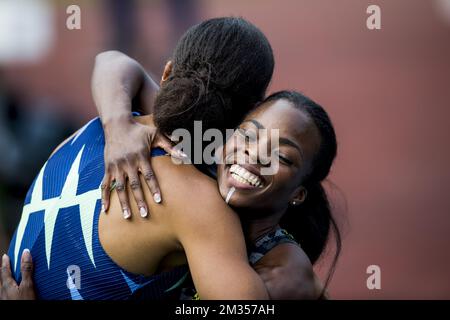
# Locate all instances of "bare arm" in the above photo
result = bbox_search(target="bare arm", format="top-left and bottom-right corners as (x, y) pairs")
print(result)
(253, 243), (320, 300)
(91, 50), (159, 120)
(0, 251), (36, 300)
(178, 211), (269, 299)
(167, 175), (269, 300)
(91, 51), (180, 218)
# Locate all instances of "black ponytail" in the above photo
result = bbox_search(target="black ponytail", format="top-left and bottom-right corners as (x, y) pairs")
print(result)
(280, 182), (341, 288)
(265, 90), (342, 289)
(280, 183), (330, 264)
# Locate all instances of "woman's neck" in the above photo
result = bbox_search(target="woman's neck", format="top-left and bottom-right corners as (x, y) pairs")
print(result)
(240, 211), (284, 244)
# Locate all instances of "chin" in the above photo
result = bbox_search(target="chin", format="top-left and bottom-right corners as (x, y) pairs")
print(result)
(227, 193), (262, 210)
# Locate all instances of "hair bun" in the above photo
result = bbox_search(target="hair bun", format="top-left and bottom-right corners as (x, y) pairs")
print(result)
(173, 62), (217, 94)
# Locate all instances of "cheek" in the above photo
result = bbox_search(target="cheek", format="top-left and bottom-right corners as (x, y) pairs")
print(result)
(216, 165), (226, 188)
(215, 146), (224, 161)
(224, 133), (246, 155)
(272, 165), (298, 184)
(256, 169), (298, 203)
(271, 177), (294, 197)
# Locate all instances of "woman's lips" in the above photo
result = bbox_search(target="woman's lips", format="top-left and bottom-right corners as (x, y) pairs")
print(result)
(227, 164), (264, 190)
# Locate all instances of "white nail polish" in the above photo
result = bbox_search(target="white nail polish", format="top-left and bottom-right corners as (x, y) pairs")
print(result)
(101, 204), (105, 213)
(140, 207), (148, 218)
(154, 193), (161, 204)
(123, 209), (130, 219)
(179, 150), (188, 158)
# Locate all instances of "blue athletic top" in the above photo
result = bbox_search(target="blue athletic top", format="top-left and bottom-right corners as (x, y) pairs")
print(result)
(7, 117), (188, 300)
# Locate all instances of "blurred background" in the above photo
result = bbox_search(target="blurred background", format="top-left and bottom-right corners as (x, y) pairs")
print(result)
(0, 0), (449, 299)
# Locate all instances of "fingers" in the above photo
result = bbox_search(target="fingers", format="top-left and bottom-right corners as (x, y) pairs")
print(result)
(114, 173), (131, 219)
(1, 254), (14, 288)
(139, 159), (162, 205)
(101, 172), (112, 213)
(0, 255), (2, 287)
(104, 152), (163, 220)
(107, 160), (156, 219)
(0, 254), (3, 286)
(127, 172), (148, 218)
(154, 133), (187, 159)
(20, 249), (33, 286)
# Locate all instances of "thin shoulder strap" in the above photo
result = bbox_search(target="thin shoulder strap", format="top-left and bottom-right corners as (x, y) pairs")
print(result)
(248, 228), (299, 265)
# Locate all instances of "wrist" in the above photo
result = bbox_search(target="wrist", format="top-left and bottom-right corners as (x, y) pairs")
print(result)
(102, 113), (135, 134)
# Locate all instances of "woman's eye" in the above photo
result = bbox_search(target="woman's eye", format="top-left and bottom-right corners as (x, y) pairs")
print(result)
(275, 151), (293, 165)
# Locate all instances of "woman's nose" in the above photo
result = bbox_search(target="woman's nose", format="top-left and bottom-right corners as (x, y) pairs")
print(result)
(245, 143), (258, 164)
(245, 137), (271, 166)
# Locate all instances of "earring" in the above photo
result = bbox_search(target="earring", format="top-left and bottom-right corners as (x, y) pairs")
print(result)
(290, 188), (307, 206)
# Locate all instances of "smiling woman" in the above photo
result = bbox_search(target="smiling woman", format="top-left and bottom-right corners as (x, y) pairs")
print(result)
(216, 90), (342, 290)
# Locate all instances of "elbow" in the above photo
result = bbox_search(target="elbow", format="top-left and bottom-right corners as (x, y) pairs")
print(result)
(265, 267), (317, 300)
(247, 279), (270, 300)
(259, 290), (270, 300)
(95, 50), (123, 63)
(94, 50), (130, 71)
(93, 50), (141, 77)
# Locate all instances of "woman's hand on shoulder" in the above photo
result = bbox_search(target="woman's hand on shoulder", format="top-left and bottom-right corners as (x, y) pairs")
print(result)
(0, 251), (36, 300)
(101, 115), (185, 219)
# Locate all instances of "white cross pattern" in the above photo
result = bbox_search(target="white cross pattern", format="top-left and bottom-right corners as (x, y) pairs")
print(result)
(13, 145), (101, 271)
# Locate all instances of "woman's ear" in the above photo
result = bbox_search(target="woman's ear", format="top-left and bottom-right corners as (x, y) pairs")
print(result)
(161, 60), (173, 85)
(289, 186), (307, 206)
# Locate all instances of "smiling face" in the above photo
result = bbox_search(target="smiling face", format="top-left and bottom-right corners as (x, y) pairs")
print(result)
(217, 98), (322, 216)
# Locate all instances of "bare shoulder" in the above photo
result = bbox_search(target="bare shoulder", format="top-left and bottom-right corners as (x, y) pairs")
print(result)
(150, 157), (242, 243)
(253, 243), (318, 300)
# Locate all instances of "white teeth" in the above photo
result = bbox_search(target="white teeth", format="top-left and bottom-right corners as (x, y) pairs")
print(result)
(229, 164), (263, 187)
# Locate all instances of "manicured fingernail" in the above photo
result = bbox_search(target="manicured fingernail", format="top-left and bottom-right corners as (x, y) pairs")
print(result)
(153, 193), (161, 204)
(2, 253), (7, 263)
(123, 209), (130, 219)
(101, 204), (105, 213)
(140, 207), (148, 218)
(23, 249), (31, 262)
(178, 150), (188, 158)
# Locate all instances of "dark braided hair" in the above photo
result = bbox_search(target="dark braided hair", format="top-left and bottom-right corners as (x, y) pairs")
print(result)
(154, 17), (274, 138)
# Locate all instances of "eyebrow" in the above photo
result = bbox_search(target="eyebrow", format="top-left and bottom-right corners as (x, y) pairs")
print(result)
(279, 137), (304, 159)
(244, 119), (305, 159)
(245, 119), (265, 130)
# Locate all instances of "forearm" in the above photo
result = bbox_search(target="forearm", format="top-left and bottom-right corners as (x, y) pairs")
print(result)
(255, 265), (318, 300)
(174, 199), (269, 299)
(92, 52), (170, 213)
(91, 50), (159, 125)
